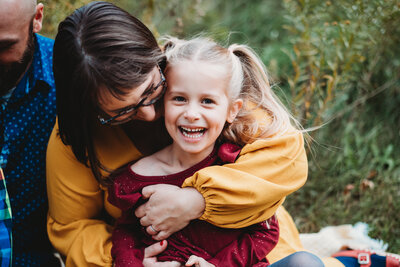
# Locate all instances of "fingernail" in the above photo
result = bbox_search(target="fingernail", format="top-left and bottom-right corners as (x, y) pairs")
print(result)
(160, 241), (164, 246)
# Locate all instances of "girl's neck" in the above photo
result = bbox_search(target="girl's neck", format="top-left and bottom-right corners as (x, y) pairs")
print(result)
(166, 143), (216, 173)
(122, 118), (172, 156)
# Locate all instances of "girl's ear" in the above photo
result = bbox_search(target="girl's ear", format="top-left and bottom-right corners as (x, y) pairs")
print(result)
(226, 99), (243, 123)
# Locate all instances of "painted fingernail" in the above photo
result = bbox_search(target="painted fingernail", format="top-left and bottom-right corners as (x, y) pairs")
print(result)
(160, 241), (164, 246)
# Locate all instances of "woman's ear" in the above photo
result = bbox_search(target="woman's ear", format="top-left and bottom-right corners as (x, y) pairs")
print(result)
(226, 99), (243, 123)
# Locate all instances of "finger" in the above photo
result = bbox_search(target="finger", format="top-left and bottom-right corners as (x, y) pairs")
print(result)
(144, 240), (168, 258)
(152, 230), (172, 241)
(142, 258), (157, 267)
(146, 225), (160, 236)
(141, 185), (157, 199)
(134, 202), (147, 218)
(185, 255), (199, 266)
(157, 262), (181, 267)
(139, 216), (152, 227)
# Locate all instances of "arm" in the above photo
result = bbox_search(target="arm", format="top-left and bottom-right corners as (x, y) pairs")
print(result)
(136, 130), (306, 237)
(112, 222), (145, 266)
(184, 219), (278, 267)
(112, 223), (183, 267)
(207, 219), (279, 267)
(46, 125), (113, 267)
(46, 120), (140, 267)
(143, 241), (181, 267)
(183, 130), (307, 228)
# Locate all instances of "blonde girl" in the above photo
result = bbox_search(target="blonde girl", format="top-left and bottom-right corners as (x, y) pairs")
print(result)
(108, 37), (323, 267)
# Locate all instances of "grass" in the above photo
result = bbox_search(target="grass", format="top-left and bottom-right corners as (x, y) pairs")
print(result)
(285, 118), (400, 253)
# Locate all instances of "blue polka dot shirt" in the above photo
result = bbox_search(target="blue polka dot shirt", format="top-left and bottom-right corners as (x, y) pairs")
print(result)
(0, 34), (57, 266)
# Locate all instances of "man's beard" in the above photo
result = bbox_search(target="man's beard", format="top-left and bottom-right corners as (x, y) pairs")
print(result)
(0, 21), (35, 97)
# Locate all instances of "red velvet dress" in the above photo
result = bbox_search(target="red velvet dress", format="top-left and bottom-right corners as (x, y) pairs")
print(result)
(108, 144), (279, 267)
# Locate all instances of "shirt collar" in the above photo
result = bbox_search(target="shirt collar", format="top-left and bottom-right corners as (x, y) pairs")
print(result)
(13, 33), (54, 98)
(27, 33), (55, 92)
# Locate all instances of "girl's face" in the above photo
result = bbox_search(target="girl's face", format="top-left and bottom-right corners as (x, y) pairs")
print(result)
(164, 60), (242, 157)
(97, 66), (166, 124)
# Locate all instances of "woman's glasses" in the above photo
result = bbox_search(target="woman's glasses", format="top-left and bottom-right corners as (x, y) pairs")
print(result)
(98, 66), (167, 125)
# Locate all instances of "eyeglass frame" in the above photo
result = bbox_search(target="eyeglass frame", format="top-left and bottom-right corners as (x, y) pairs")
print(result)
(98, 65), (167, 125)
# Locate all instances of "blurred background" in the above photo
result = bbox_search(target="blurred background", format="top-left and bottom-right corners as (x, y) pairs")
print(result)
(41, 0), (400, 253)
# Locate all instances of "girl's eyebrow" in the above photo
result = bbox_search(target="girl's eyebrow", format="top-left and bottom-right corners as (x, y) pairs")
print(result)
(200, 92), (221, 98)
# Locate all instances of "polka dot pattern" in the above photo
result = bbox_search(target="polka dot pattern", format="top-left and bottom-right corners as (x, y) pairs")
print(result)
(0, 34), (57, 266)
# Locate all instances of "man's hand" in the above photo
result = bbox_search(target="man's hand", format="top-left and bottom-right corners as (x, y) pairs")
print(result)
(135, 184), (205, 240)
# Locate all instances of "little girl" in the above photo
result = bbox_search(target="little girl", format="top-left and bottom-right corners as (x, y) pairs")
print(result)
(108, 37), (323, 267)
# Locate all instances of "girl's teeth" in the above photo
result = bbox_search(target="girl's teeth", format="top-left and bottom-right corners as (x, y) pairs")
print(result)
(182, 131), (204, 138)
(181, 126), (204, 132)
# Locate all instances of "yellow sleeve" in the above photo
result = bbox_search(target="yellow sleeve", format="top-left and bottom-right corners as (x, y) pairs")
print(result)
(182, 130), (308, 228)
(46, 120), (140, 267)
(46, 124), (112, 267)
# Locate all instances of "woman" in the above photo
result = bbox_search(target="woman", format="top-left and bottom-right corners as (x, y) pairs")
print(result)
(46, 2), (342, 266)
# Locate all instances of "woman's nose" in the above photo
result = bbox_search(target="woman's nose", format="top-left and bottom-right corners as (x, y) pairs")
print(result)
(137, 104), (158, 121)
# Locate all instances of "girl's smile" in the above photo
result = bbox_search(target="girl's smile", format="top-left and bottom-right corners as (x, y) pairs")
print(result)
(179, 126), (207, 142)
(163, 60), (242, 160)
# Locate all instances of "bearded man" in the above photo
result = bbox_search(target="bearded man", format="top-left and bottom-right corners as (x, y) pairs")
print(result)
(0, 0), (58, 265)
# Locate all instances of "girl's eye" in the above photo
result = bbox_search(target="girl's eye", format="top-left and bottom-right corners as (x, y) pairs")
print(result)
(173, 96), (186, 102)
(202, 98), (214, 104)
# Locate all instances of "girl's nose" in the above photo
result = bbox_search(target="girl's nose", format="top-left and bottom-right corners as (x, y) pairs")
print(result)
(184, 105), (200, 122)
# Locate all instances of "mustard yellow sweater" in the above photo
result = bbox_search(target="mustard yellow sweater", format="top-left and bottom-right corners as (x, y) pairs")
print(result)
(46, 120), (342, 267)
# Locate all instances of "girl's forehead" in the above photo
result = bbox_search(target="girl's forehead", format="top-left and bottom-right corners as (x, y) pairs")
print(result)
(165, 60), (231, 98)
(168, 60), (228, 78)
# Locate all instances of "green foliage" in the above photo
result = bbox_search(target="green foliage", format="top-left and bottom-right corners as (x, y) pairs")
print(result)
(41, 0), (203, 39)
(282, 0), (400, 128)
(180, 0), (293, 80)
(122, 0), (206, 38)
(41, 0), (93, 37)
(281, 0), (400, 253)
(41, 0), (400, 253)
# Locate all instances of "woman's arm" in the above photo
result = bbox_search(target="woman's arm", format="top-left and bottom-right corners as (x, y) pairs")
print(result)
(137, 129), (307, 234)
(207, 219), (279, 266)
(184, 130), (307, 228)
(46, 123), (114, 267)
(46, 120), (143, 266)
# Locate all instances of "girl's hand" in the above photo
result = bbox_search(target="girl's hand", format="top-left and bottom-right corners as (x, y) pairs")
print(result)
(185, 255), (215, 267)
(143, 241), (182, 267)
(135, 184), (205, 240)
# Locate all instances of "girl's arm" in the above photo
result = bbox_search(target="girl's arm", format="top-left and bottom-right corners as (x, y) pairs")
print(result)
(185, 219), (279, 267)
(207, 219), (278, 266)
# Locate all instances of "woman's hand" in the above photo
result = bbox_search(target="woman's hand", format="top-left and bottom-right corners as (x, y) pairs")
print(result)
(143, 241), (182, 267)
(135, 184), (205, 240)
(185, 255), (215, 267)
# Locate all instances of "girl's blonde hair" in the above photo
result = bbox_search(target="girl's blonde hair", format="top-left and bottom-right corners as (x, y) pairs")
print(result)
(163, 36), (298, 146)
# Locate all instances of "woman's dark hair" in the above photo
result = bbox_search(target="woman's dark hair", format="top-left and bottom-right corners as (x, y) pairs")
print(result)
(53, 1), (164, 184)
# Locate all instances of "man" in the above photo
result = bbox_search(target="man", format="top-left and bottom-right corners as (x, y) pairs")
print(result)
(0, 0), (58, 265)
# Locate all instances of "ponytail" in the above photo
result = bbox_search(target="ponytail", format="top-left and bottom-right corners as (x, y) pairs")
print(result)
(163, 36), (298, 146)
(223, 44), (295, 145)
